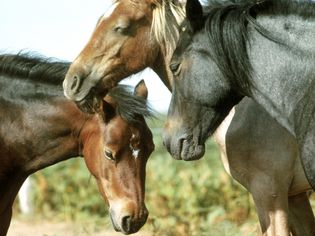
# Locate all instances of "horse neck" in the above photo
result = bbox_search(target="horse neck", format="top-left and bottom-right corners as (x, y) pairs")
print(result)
(27, 100), (89, 174)
(248, 15), (315, 188)
(0, 77), (89, 175)
(150, 1), (185, 91)
(151, 49), (173, 91)
(248, 13), (315, 136)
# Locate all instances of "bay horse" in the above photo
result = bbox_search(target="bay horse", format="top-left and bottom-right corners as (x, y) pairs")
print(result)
(61, 0), (314, 235)
(0, 54), (154, 235)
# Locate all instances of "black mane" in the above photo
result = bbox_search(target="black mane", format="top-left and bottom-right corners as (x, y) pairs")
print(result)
(0, 53), (153, 121)
(0, 53), (70, 84)
(203, 0), (315, 95)
(108, 85), (154, 123)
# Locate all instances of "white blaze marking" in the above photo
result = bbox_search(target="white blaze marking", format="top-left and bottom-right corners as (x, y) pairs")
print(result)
(132, 149), (140, 159)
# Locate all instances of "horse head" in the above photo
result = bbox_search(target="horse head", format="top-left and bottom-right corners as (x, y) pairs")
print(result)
(63, 0), (158, 101)
(81, 80), (154, 234)
(163, 0), (242, 161)
(63, 0), (184, 102)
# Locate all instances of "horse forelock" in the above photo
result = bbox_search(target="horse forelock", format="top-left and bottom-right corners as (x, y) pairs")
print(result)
(151, 0), (185, 58)
(107, 85), (155, 123)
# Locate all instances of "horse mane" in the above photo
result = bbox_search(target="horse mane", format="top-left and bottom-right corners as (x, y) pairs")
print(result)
(203, 0), (315, 96)
(151, 0), (185, 58)
(0, 53), (154, 121)
(0, 53), (69, 84)
(108, 85), (155, 122)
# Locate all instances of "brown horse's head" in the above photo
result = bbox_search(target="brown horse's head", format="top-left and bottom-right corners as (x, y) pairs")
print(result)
(63, 0), (184, 102)
(81, 81), (154, 234)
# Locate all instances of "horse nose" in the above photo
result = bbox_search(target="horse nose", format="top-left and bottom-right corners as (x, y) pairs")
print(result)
(63, 73), (82, 97)
(162, 132), (171, 153)
(121, 215), (132, 233)
(117, 207), (148, 234)
(69, 75), (81, 91)
(121, 212), (148, 234)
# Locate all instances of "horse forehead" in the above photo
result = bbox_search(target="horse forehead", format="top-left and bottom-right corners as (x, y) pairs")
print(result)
(102, 2), (120, 20)
(101, 0), (148, 21)
(107, 119), (130, 136)
(106, 120), (139, 145)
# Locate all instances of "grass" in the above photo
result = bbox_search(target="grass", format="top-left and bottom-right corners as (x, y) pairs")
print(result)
(13, 117), (271, 235)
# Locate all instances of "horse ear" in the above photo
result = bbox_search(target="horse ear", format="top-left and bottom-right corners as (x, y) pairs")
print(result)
(186, 0), (203, 31)
(102, 99), (116, 123)
(134, 80), (148, 99)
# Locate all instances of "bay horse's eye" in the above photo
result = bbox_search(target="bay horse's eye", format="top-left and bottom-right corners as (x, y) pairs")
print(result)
(104, 150), (115, 161)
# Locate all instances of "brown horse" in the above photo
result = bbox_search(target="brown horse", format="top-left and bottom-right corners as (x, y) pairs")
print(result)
(0, 54), (154, 235)
(63, 0), (184, 100)
(62, 0), (315, 235)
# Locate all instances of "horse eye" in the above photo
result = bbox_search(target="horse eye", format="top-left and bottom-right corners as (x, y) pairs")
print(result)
(104, 150), (115, 161)
(113, 19), (130, 34)
(169, 63), (181, 75)
(114, 25), (127, 34)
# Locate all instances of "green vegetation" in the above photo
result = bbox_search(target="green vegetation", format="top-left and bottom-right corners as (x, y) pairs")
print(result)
(15, 117), (268, 235)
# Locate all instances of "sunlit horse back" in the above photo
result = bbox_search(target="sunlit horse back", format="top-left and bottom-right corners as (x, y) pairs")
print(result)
(0, 54), (154, 235)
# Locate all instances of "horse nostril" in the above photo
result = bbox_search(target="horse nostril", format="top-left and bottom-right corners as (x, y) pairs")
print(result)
(162, 134), (171, 151)
(142, 207), (149, 219)
(70, 75), (80, 91)
(121, 215), (132, 233)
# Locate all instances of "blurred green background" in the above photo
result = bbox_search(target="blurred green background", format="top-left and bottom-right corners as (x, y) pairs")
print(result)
(12, 117), (314, 236)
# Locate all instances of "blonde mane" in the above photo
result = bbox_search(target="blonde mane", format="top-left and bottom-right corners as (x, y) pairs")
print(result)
(111, 0), (185, 58)
(151, 0), (185, 58)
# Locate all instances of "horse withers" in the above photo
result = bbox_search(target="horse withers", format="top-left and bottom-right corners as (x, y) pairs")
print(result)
(0, 54), (154, 235)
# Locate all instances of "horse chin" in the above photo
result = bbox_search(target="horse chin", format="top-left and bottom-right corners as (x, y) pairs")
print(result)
(63, 75), (93, 102)
(163, 132), (206, 161)
(75, 90), (103, 114)
(109, 213), (124, 233)
(180, 138), (205, 161)
(64, 71), (110, 102)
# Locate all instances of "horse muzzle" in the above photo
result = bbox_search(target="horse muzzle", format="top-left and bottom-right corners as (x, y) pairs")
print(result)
(109, 205), (148, 235)
(180, 138), (205, 161)
(163, 132), (205, 161)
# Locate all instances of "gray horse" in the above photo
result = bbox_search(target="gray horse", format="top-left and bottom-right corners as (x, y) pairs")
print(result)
(215, 98), (314, 235)
(164, 0), (315, 187)
(61, 0), (315, 234)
